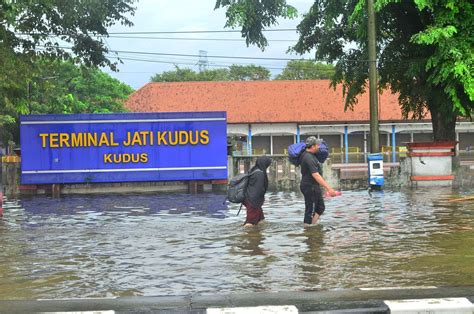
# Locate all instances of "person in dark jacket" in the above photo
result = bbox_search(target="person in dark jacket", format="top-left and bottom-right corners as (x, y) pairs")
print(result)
(299, 136), (337, 226)
(243, 156), (272, 227)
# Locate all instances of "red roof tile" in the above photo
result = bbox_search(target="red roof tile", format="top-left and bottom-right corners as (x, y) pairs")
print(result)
(125, 80), (424, 124)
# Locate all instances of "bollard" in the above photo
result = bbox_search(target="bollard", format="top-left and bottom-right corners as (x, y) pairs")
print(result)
(52, 184), (61, 198)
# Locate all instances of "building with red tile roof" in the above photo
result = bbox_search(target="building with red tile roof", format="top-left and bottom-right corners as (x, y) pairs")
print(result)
(126, 80), (473, 161)
(127, 80), (408, 124)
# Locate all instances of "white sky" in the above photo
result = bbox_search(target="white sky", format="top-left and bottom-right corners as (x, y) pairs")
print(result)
(104, 0), (315, 89)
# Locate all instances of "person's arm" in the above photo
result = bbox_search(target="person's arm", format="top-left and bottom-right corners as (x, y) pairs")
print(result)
(307, 157), (337, 196)
(311, 172), (336, 196)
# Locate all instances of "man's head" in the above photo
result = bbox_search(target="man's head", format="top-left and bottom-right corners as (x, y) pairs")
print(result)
(305, 136), (323, 153)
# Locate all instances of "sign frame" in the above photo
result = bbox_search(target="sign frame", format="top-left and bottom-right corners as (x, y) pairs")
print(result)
(20, 111), (228, 184)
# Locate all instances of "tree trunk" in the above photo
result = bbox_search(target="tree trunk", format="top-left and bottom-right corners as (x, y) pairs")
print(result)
(429, 105), (456, 141)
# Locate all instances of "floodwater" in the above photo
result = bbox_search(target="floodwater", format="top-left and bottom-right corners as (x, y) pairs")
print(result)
(0, 188), (473, 300)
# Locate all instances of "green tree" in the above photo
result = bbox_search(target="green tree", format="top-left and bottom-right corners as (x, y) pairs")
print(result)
(1, 60), (133, 144)
(199, 68), (230, 81)
(215, 0), (473, 141)
(0, 0), (136, 144)
(276, 60), (335, 80)
(229, 64), (271, 80)
(150, 65), (270, 82)
(151, 67), (200, 82)
(0, 0), (135, 70)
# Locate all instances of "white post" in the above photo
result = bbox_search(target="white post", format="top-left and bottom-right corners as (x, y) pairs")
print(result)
(270, 135), (274, 155)
(456, 131), (459, 155)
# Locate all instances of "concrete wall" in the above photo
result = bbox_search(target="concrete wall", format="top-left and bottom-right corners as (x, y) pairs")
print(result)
(1, 162), (19, 196)
(229, 156), (337, 191)
(1, 156), (472, 197)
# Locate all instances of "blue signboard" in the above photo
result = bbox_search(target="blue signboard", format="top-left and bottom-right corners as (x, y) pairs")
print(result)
(20, 112), (228, 184)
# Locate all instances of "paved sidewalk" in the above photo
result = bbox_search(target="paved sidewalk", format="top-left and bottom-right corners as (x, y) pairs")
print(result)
(1, 286), (473, 313)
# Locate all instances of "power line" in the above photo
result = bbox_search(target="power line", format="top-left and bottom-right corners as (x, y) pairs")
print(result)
(106, 29), (298, 35)
(37, 45), (367, 63)
(40, 44), (308, 61)
(16, 28), (298, 36)
(105, 35), (297, 42)
(104, 48), (310, 61)
(107, 56), (291, 70)
(112, 51), (290, 67)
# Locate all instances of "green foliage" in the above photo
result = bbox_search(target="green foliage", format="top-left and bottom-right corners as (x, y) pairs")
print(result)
(228, 64), (270, 80)
(0, 0), (136, 145)
(215, 0), (297, 49)
(151, 67), (202, 82)
(27, 60), (133, 115)
(409, 0), (473, 116)
(216, 0), (474, 140)
(151, 65), (270, 82)
(0, 59), (133, 144)
(276, 60), (335, 80)
(0, 0), (136, 70)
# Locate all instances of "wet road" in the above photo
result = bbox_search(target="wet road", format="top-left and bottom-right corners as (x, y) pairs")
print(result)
(0, 188), (473, 300)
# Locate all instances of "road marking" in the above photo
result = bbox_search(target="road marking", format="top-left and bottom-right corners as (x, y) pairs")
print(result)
(207, 305), (298, 314)
(360, 286), (437, 290)
(385, 297), (474, 313)
(38, 297), (117, 301)
(41, 311), (114, 314)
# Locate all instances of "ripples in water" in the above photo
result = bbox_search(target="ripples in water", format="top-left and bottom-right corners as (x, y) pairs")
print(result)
(0, 188), (473, 299)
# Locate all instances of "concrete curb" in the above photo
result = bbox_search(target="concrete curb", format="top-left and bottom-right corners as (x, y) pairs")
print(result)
(0, 286), (473, 313)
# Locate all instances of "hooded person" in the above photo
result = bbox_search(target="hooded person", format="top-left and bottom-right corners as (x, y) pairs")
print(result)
(243, 156), (272, 227)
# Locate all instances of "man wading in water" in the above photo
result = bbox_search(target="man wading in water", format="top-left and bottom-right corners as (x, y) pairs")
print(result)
(299, 136), (337, 226)
(243, 156), (272, 227)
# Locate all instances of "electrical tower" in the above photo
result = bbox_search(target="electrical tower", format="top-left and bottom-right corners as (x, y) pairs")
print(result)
(198, 50), (208, 72)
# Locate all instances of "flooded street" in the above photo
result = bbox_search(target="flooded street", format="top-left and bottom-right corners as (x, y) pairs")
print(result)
(0, 188), (473, 300)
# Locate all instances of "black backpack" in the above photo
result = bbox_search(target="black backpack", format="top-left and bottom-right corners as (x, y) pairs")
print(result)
(226, 169), (262, 203)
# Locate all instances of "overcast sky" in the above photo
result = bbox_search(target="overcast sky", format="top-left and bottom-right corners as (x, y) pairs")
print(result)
(104, 0), (315, 89)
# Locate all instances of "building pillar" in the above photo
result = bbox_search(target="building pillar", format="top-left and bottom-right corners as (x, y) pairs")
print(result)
(270, 135), (274, 155)
(364, 131), (368, 163)
(344, 126), (349, 164)
(296, 125), (301, 143)
(455, 131), (459, 155)
(392, 124), (396, 163)
(410, 131), (414, 143)
(248, 124), (252, 156)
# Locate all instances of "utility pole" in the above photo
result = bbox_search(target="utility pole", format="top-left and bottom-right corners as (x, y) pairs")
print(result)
(367, 0), (380, 153)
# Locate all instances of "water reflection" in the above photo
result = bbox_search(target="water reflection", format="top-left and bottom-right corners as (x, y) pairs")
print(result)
(299, 226), (325, 289)
(0, 188), (473, 300)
